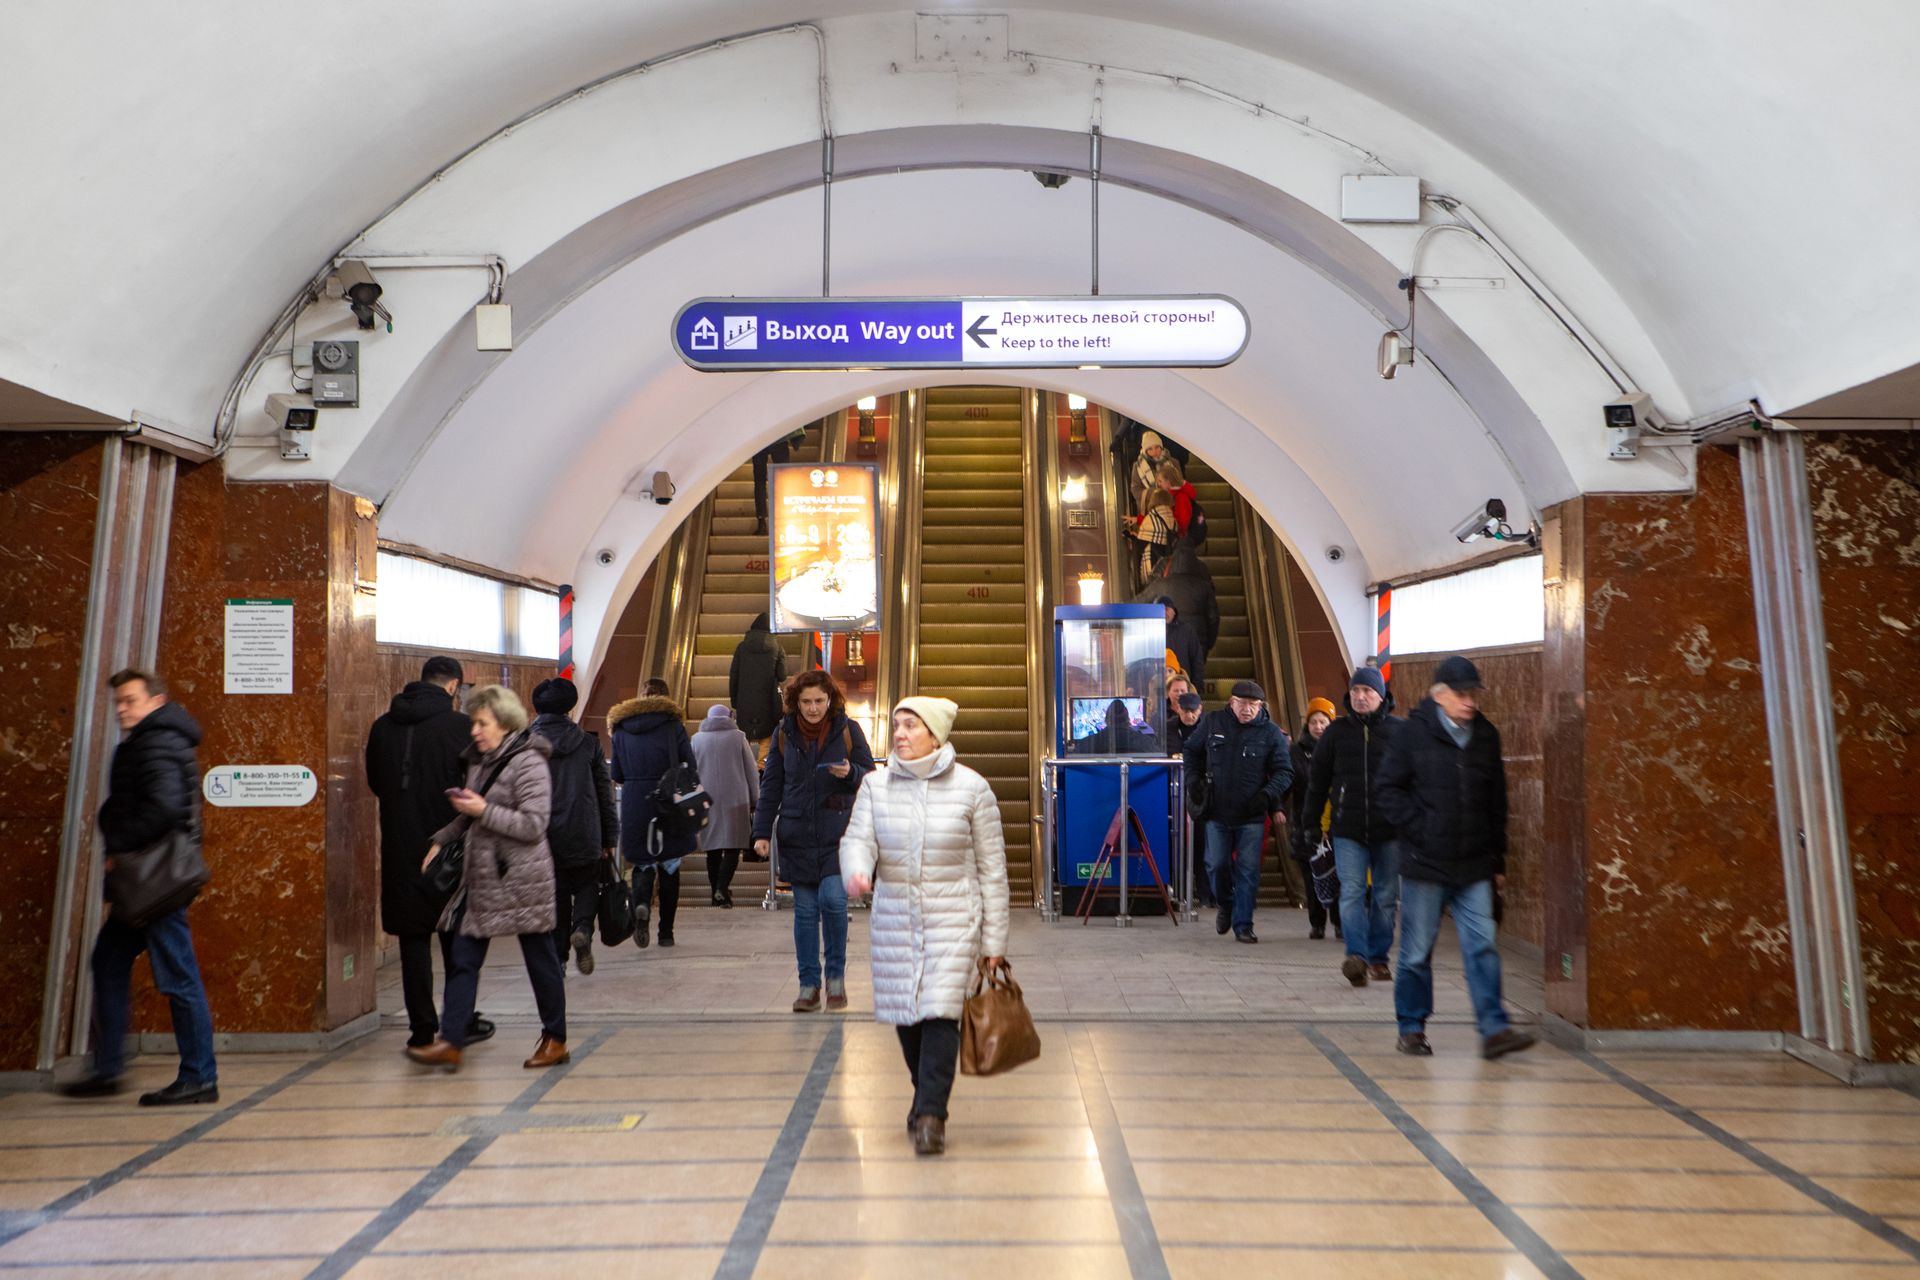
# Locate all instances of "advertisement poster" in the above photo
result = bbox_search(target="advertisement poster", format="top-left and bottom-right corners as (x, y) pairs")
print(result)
(769, 463), (879, 633)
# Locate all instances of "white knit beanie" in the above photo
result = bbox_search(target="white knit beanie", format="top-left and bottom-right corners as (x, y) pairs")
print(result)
(894, 695), (959, 746)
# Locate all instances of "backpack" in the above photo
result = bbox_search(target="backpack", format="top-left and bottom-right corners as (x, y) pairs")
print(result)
(1181, 493), (1209, 548)
(645, 761), (712, 858)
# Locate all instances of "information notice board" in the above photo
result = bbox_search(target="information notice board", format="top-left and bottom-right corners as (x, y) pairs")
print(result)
(224, 598), (293, 694)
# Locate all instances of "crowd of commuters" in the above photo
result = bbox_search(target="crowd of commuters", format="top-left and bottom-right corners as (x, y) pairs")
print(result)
(56, 478), (1528, 1128)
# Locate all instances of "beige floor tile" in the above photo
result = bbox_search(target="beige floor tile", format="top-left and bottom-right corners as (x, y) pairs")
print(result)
(430, 1159), (763, 1205)
(68, 1169), (427, 1214)
(525, 1096), (791, 1128)
(1474, 1166), (1813, 1212)
(7, 1263), (321, 1280)
(754, 1243), (1134, 1279)
(0, 1145), (150, 1180)
(1438, 1132), (1752, 1171)
(1156, 1200), (1511, 1250)
(145, 1135), (464, 1175)
(0, 1115), (199, 1145)
(801, 1123), (1096, 1161)
(209, 1107), (455, 1139)
(540, 1074), (796, 1103)
(1136, 1160), (1461, 1202)
(1569, 1257), (1920, 1280)
(786, 1156), (1109, 1198)
(0, 1209), (377, 1263)
(0, 1179), (79, 1210)
(1402, 1102), (1697, 1138)
(377, 1199), (738, 1251)
(1379, 1080), (1644, 1107)
(1123, 1126), (1415, 1164)
(1164, 1245), (1547, 1280)
(272, 1079), (532, 1109)
(472, 1126), (776, 1166)
(347, 1246), (722, 1278)
(1111, 1098), (1386, 1129)
(1697, 1109), (1920, 1143)
(770, 1193), (1121, 1243)
(1518, 1205), (1913, 1262)
(1754, 1139), (1920, 1176)
(814, 1094), (1089, 1129)
(1812, 1173), (1920, 1215)
(1662, 1084), (1920, 1113)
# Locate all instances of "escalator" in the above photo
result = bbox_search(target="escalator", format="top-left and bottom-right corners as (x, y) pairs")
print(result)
(1182, 456), (1255, 702)
(912, 387), (1034, 899)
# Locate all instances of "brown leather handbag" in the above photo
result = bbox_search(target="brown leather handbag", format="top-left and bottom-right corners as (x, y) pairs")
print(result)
(960, 958), (1042, 1077)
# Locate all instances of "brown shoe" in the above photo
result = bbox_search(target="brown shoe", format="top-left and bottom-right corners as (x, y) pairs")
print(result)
(405, 1038), (462, 1073)
(911, 1113), (946, 1156)
(792, 986), (822, 1013)
(825, 977), (848, 1011)
(1368, 962), (1391, 982)
(1341, 955), (1368, 987)
(523, 1036), (571, 1069)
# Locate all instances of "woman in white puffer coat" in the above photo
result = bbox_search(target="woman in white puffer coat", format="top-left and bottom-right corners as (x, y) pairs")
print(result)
(841, 696), (1010, 1157)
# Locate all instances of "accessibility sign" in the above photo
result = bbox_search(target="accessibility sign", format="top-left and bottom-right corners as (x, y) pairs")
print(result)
(672, 295), (1249, 371)
(203, 765), (318, 808)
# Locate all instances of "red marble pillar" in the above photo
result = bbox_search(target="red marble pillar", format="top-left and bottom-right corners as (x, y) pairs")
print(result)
(1807, 433), (1920, 1063)
(1542, 447), (1798, 1032)
(145, 469), (379, 1039)
(0, 435), (105, 1071)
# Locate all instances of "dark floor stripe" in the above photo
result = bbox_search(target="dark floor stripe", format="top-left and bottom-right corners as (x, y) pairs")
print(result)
(1569, 1047), (1920, 1263)
(1069, 1025), (1172, 1280)
(1300, 1024), (1582, 1280)
(0, 1039), (369, 1247)
(713, 1024), (843, 1280)
(302, 1027), (611, 1280)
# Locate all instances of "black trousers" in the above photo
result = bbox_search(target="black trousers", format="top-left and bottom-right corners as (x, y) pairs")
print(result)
(633, 865), (681, 939)
(553, 862), (601, 962)
(397, 931), (455, 1040)
(441, 932), (566, 1049)
(897, 1017), (962, 1122)
(707, 850), (742, 897)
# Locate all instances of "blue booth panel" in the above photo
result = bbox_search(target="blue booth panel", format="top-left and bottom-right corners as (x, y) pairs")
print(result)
(1057, 762), (1172, 889)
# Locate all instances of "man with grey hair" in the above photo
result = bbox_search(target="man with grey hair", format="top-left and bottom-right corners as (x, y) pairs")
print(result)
(1378, 656), (1533, 1059)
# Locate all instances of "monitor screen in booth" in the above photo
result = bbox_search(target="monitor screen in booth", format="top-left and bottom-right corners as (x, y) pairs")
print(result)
(1070, 697), (1149, 740)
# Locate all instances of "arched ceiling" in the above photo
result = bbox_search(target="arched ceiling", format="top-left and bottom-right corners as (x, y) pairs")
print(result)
(4, 2), (1916, 432)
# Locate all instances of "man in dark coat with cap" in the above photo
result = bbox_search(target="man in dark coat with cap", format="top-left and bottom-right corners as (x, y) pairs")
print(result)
(1183, 680), (1292, 943)
(1304, 665), (1405, 988)
(530, 677), (617, 975)
(1377, 655), (1534, 1060)
(365, 656), (492, 1048)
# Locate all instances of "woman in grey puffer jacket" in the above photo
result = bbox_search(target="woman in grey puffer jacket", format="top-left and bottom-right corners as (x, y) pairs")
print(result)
(408, 686), (569, 1075)
(841, 696), (1009, 1158)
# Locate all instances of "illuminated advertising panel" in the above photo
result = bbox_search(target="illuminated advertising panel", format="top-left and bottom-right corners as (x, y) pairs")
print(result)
(769, 463), (879, 634)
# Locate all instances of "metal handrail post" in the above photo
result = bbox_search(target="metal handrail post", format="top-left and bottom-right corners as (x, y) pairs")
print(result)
(761, 832), (783, 911)
(1116, 760), (1132, 926)
(1040, 759), (1059, 922)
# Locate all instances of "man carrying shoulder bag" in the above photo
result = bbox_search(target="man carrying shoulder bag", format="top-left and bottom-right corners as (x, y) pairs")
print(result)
(61, 669), (220, 1105)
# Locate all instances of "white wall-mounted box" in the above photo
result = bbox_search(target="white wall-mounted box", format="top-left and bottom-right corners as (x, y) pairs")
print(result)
(1341, 174), (1423, 223)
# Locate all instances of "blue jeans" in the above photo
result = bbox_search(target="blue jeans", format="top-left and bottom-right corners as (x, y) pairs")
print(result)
(1395, 877), (1509, 1038)
(1332, 837), (1401, 965)
(90, 907), (217, 1084)
(1203, 821), (1264, 934)
(792, 875), (847, 988)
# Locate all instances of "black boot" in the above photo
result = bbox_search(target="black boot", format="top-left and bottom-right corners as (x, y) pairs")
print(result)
(657, 868), (680, 947)
(632, 866), (655, 949)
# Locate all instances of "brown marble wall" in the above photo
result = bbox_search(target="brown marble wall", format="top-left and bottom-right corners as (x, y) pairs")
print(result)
(0, 435), (105, 1071)
(1287, 555), (1352, 702)
(1389, 648), (1545, 952)
(1807, 432), (1920, 1063)
(1543, 446), (1797, 1032)
(583, 563), (658, 743)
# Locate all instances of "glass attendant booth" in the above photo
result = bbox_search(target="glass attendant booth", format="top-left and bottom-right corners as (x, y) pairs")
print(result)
(1040, 605), (1194, 924)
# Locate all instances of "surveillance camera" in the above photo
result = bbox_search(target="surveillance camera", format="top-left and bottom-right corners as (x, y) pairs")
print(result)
(266, 392), (317, 432)
(642, 470), (675, 505)
(1377, 330), (1415, 379)
(596, 548), (615, 566)
(1603, 392), (1663, 460)
(1453, 498), (1509, 544)
(326, 259), (390, 331)
(1324, 545), (1345, 563)
(1032, 171), (1071, 190)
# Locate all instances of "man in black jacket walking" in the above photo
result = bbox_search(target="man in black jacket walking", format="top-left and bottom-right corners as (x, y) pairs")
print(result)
(63, 669), (218, 1104)
(1377, 656), (1534, 1060)
(1304, 666), (1405, 987)
(366, 656), (492, 1049)
(729, 613), (788, 754)
(1183, 680), (1293, 943)
(530, 678), (617, 975)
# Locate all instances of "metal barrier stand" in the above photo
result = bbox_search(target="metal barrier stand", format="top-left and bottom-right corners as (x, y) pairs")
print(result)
(1042, 753), (1197, 925)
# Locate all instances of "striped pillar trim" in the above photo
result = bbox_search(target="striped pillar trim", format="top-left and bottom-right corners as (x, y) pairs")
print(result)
(558, 585), (575, 679)
(1375, 587), (1392, 683)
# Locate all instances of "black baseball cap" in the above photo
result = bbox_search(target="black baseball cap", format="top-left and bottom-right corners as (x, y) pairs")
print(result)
(1433, 655), (1484, 691)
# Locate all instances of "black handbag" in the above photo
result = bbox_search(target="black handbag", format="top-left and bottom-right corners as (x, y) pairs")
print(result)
(106, 824), (209, 930)
(596, 857), (635, 946)
(428, 737), (532, 897)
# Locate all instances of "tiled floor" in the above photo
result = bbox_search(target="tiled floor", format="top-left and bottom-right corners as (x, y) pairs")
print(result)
(4, 906), (1918, 1277)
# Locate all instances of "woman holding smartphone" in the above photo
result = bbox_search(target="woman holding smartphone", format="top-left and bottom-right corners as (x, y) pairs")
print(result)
(408, 685), (568, 1073)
